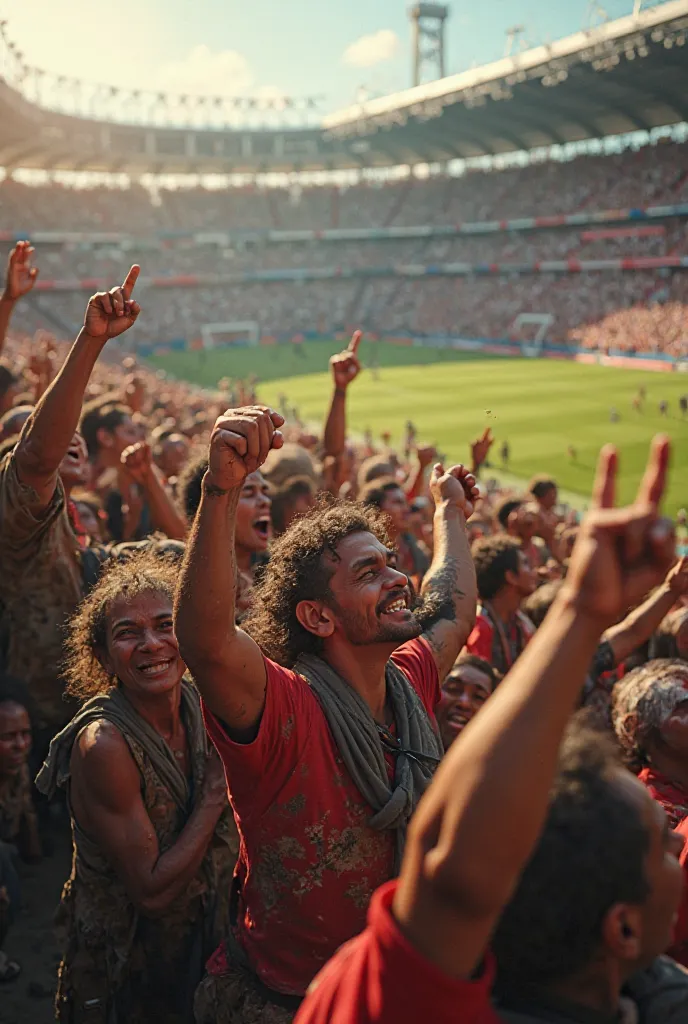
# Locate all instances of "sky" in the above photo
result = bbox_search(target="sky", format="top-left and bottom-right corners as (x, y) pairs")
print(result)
(0, 0), (667, 117)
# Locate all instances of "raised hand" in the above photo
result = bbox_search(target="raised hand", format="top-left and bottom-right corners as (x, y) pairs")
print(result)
(121, 441), (154, 486)
(470, 427), (494, 472)
(83, 265), (141, 342)
(563, 437), (676, 627)
(4, 241), (39, 301)
(429, 463), (480, 520)
(330, 330), (362, 390)
(416, 444), (438, 469)
(666, 555), (688, 596)
(207, 406), (284, 491)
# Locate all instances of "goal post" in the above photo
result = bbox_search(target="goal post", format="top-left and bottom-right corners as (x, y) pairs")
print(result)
(200, 321), (261, 350)
(510, 313), (554, 358)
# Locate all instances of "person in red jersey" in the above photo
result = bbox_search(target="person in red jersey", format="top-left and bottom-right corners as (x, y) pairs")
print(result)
(612, 658), (688, 829)
(175, 406), (478, 1022)
(465, 535), (537, 674)
(295, 437), (679, 1024)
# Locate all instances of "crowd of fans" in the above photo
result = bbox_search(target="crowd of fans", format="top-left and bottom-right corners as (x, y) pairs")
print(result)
(2, 138), (687, 233)
(1, 233), (688, 1024)
(3, 139), (688, 356)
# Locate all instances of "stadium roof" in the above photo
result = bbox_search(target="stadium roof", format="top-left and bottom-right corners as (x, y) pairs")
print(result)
(1, 1), (688, 174)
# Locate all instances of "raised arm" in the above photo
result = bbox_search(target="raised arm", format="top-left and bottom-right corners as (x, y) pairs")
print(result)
(394, 437), (675, 981)
(70, 722), (226, 916)
(174, 406), (284, 732)
(418, 463), (479, 680)
(323, 330), (361, 461)
(0, 241), (39, 358)
(120, 441), (188, 540)
(15, 266), (140, 507)
(602, 555), (688, 665)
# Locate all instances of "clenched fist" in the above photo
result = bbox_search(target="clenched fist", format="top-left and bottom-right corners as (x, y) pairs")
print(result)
(430, 463), (480, 520)
(83, 265), (141, 342)
(121, 441), (154, 486)
(206, 406), (284, 492)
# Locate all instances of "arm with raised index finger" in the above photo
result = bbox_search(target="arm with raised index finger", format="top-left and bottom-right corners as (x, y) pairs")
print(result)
(15, 266), (142, 507)
(175, 406), (284, 735)
(393, 439), (676, 983)
(323, 330), (361, 464)
(417, 463), (479, 681)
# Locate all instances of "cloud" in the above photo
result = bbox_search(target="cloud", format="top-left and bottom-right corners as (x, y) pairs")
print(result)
(151, 44), (255, 97)
(342, 30), (400, 69)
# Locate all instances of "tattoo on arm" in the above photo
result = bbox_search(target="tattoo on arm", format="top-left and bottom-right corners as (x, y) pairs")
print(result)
(416, 557), (464, 653)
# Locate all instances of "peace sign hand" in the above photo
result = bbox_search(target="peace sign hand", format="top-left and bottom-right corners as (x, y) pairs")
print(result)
(330, 330), (362, 390)
(83, 265), (141, 342)
(562, 437), (676, 627)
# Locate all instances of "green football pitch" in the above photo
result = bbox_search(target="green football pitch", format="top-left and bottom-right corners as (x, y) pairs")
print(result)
(148, 341), (688, 516)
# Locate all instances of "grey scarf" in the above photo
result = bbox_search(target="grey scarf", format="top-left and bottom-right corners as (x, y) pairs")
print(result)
(295, 652), (443, 873)
(35, 680), (207, 812)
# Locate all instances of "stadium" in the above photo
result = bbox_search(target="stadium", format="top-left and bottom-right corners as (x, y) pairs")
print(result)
(1, 0), (688, 511)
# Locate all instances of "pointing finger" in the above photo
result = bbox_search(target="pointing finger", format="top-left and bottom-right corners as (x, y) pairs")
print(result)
(592, 444), (617, 510)
(122, 265), (140, 300)
(637, 435), (670, 511)
(348, 330), (362, 354)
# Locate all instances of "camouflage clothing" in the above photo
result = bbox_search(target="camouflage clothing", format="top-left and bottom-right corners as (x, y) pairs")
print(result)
(0, 453), (88, 732)
(37, 682), (237, 1024)
(194, 960), (298, 1024)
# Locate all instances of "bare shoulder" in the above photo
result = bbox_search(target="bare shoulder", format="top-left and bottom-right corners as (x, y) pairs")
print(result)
(72, 720), (140, 807)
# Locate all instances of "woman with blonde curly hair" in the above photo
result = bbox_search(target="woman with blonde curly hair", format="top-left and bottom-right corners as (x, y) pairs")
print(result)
(36, 550), (237, 1024)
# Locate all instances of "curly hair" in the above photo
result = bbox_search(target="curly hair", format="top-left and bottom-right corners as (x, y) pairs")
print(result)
(177, 451), (208, 522)
(493, 717), (649, 992)
(471, 535), (521, 601)
(64, 549), (179, 700)
(243, 496), (390, 667)
(611, 658), (688, 772)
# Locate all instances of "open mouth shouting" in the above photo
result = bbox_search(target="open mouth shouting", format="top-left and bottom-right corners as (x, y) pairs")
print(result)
(252, 516), (272, 546)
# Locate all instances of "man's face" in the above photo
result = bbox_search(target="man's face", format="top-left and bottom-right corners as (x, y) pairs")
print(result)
(324, 531), (421, 647)
(0, 701), (32, 778)
(381, 487), (409, 537)
(612, 770), (684, 968)
(158, 435), (190, 480)
(235, 471), (272, 554)
(658, 696), (688, 757)
(110, 415), (141, 459)
(59, 433), (91, 491)
(436, 662), (493, 749)
(101, 592), (185, 698)
(515, 505), (539, 542)
(543, 486), (558, 511)
(509, 551), (538, 598)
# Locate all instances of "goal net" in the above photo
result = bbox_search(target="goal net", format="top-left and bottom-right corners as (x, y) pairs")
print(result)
(200, 321), (260, 350)
(510, 313), (554, 358)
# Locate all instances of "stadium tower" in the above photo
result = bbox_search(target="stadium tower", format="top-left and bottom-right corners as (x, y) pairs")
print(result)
(409, 4), (450, 86)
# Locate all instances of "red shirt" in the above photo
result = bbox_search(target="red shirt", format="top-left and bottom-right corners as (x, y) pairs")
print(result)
(464, 606), (534, 676)
(294, 880), (501, 1024)
(638, 766), (688, 830)
(669, 817), (688, 966)
(203, 637), (439, 996)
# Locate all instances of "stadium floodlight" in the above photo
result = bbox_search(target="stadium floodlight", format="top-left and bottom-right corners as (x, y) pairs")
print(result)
(409, 4), (450, 87)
